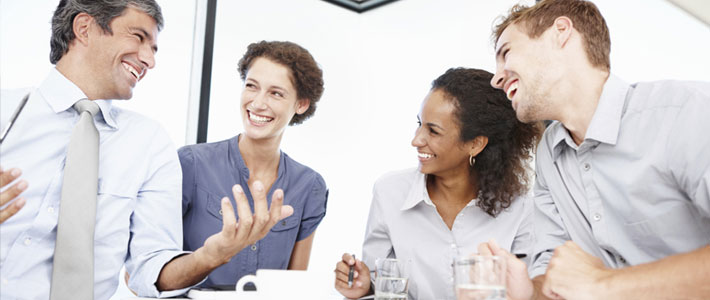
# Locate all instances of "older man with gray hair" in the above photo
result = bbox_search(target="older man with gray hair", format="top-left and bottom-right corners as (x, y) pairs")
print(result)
(0, 1), (291, 299)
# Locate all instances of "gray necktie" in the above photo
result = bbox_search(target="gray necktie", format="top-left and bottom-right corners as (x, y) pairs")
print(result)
(50, 99), (100, 300)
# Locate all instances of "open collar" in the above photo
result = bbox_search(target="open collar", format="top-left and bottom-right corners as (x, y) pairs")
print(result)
(38, 68), (118, 129)
(400, 170), (477, 210)
(549, 75), (630, 161)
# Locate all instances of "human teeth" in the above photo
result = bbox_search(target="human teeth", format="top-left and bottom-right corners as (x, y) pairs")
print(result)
(249, 112), (273, 123)
(418, 153), (433, 159)
(122, 62), (139, 79)
(506, 82), (518, 100)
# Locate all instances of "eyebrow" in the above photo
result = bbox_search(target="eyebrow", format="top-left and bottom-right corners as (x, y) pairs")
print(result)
(417, 116), (444, 131)
(495, 41), (509, 59)
(246, 78), (289, 94)
(426, 122), (444, 131)
(131, 27), (158, 53)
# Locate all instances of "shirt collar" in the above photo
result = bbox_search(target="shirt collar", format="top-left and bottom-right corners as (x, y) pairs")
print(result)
(584, 74), (630, 146)
(37, 68), (118, 129)
(547, 121), (568, 161)
(400, 170), (429, 211)
(400, 169), (477, 211)
(548, 75), (630, 161)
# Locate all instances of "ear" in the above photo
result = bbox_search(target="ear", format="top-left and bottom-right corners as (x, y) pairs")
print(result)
(552, 16), (574, 48)
(295, 99), (311, 115)
(468, 136), (489, 157)
(72, 12), (94, 47)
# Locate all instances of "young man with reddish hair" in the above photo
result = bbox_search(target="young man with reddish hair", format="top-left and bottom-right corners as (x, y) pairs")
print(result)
(480, 0), (710, 299)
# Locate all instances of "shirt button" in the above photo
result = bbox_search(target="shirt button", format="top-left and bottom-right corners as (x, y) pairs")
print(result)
(251, 244), (257, 251)
(281, 220), (287, 226)
(619, 256), (627, 264)
(593, 213), (602, 221)
(24, 237), (32, 246)
(450, 243), (457, 249)
(219, 209), (223, 215)
(449, 276), (454, 282)
(583, 163), (591, 171)
(47, 206), (55, 213)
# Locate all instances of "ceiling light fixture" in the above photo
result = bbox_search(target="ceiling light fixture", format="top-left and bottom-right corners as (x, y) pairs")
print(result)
(323, 0), (401, 13)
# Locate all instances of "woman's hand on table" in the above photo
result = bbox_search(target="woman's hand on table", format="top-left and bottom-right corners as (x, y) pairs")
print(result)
(334, 253), (371, 299)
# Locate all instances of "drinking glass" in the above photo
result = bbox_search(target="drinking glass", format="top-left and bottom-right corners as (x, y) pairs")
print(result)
(374, 258), (409, 300)
(454, 255), (506, 300)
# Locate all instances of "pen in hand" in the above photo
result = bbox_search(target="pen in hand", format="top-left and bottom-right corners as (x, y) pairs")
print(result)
(347, 254), (356, 288)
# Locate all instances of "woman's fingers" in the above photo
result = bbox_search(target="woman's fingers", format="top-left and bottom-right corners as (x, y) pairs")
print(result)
(232, 184), (253, 241)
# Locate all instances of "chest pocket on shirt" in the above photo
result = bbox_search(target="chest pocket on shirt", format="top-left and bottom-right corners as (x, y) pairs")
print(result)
(98, 177), (136, 198)
(95, 177), (135, 247)
(258, 214), (300, 268)
(625, 203), (710, 256)
(270, 214), (300, 232)
(205, 191), (225, 221)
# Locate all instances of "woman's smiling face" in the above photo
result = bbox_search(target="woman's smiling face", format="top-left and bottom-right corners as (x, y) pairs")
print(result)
(240, 57), (309, 141)
(411, 89), (471, 177)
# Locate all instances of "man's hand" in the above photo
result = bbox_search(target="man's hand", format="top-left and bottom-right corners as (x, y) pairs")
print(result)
(196, 180), (294, 267)
(334, 253), (371, 299)
(543, 241), (611, 300)
(477, 239), (533, 300)
(0, 166), (28, 224)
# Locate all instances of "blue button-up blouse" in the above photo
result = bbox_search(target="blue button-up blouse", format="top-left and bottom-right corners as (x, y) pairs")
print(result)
(178, 135), (328, 288)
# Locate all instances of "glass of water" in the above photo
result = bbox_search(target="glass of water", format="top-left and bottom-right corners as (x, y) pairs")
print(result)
(454, 255), (506, 300)
(374, 258), (409, 300)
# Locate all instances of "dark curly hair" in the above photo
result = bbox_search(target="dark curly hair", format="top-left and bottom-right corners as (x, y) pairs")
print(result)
(432, 68), (542, 217)
(237, 41), (324, 125)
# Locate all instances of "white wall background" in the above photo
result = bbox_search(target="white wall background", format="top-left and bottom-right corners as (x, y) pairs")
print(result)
(2, 0), (709, 298)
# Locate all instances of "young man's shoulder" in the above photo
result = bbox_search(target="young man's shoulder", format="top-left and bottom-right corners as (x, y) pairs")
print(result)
(630, 80), (710, 110)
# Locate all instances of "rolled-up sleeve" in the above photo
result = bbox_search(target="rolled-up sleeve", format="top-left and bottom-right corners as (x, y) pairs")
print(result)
(296, 172), (328, 241)
(125, 127), (192, 297)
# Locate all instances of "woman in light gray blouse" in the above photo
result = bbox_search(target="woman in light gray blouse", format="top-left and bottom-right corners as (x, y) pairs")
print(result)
(333, 68), (542, 300)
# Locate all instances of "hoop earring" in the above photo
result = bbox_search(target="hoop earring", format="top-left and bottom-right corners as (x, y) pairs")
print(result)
(469, 155), (476, 167)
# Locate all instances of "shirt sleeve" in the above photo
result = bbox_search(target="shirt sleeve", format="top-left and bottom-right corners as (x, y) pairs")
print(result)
(530, 143), (572, 278)
(667, 83), (710, 219)
(296, 172), (328, 241)
(178, 146), (196, 217)
(125, 126), (193, 297)
(361, 182), (394, 271)
(510, 196), (534, 268)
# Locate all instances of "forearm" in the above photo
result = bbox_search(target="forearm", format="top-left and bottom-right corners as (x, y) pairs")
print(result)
(601, 245), (710, 299)
(156, 247), (222, 291)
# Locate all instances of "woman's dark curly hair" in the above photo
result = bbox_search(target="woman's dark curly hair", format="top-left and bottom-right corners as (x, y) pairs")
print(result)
(238, 40), (324, 125)
(432, 68), (542, 217)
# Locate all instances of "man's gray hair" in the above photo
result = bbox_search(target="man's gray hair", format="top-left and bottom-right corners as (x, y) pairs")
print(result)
(49, 0), (163, 64)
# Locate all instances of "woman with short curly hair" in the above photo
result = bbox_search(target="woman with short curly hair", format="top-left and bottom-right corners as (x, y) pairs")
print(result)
(334, 67), (542, 300)
(178, 40), (328, 288)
